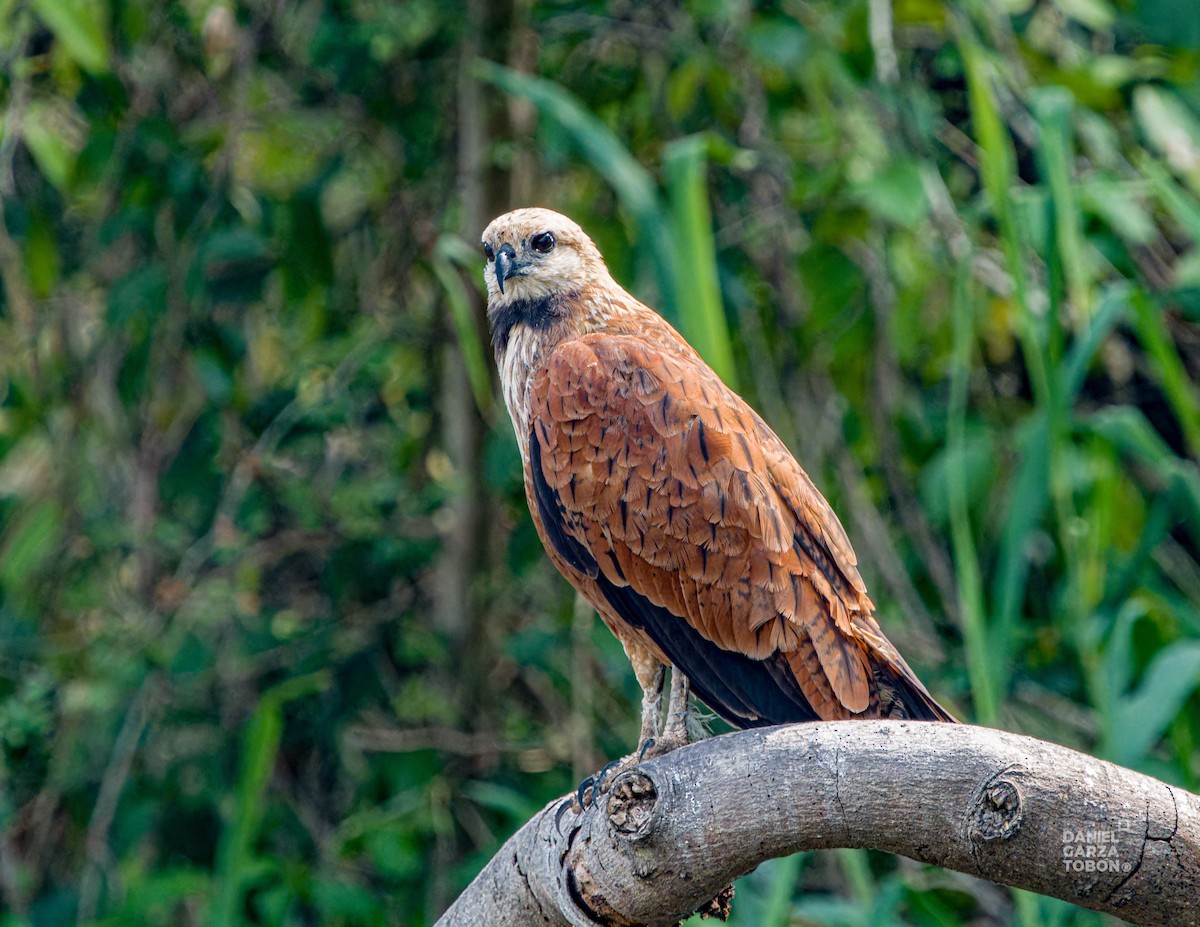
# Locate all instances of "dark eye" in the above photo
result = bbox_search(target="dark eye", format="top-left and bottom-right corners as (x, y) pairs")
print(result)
(483, 242), (495, 262)
(530, 231), (556, 254)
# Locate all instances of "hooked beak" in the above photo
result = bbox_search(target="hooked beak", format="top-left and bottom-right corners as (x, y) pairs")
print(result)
(494, 243), (518, 295)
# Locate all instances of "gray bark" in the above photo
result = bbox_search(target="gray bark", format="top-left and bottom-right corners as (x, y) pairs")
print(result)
(436, 721), (1199, 927)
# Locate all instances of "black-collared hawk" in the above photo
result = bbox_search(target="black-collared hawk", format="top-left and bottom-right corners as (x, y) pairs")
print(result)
(481, 207), (954, 760)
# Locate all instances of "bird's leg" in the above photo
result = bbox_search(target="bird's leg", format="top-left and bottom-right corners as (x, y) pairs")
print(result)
(646, 667), (691, 756)
(623, 637), (667, 754)
(594, 658), (663, 792)
(636, 661), (666, 751)
(575, 650), (665, 809)
(585, 663), (666, 801)
(666, 667), (691, 739)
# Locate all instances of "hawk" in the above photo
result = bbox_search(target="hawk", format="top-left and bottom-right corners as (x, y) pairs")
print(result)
(482, 207), (954, 762)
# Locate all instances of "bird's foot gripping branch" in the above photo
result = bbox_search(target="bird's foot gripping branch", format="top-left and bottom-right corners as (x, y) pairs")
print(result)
(437, 721), (1200, 927)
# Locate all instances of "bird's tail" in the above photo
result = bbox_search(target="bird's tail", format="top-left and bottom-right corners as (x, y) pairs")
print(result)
(872, 660), (958, 723)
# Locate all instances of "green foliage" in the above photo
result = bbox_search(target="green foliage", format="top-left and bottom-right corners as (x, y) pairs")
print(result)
(1, 1), (1198, 925)
(664, 134), (740, 389)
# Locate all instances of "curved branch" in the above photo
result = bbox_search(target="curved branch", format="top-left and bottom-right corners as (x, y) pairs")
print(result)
(437, 721), (1200, 927)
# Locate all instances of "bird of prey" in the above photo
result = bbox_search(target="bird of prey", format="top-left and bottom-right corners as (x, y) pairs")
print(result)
(482, 207), (954, 763)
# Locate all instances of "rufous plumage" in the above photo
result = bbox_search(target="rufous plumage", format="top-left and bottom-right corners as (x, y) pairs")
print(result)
(482, 207), (954, 764)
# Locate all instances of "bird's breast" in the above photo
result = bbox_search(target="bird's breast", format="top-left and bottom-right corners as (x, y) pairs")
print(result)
(497, 325), (545, 459)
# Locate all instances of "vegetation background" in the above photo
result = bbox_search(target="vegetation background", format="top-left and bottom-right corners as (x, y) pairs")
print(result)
(1, 0), (1199, 924)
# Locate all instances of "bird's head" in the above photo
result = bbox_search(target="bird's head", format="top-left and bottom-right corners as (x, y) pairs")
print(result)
(480, 207), (607, 321)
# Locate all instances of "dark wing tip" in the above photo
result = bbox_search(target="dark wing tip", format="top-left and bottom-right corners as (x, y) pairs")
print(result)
(529, 428), (599, 579)
(598, 574), (823, 729)
(872, 662), (958, 722)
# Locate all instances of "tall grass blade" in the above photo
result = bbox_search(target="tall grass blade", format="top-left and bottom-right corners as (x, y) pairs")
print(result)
(663, 135), (738, 389)
(988, 285), (1128, 685)
(434, 234), (495, 419)
(1103, 598), (1150, 721)
(212, 672), (330, 927)
(948, 258), (998, 724)
(960, 40), (1013, 224)
(837, 848), (876, 908)
(1104, 489), (1176, 609)
(758, 853), (803, 927)
(1032, 87), (1090, 321)
(1060, 284), (1128, 399)
(961, 35), (1053, 409)
(987, 159), (1127, 694)
(1129, 288), (1200, 459)
(989, 413), (1049, 685)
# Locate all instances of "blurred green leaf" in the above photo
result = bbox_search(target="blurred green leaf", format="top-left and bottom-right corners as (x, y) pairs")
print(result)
(0, 500), (63, 596)
(961, 40), (1014, 225)
(1133, 0), (1200, 48)
(989, 414), (1049, 671)
(1052, 0), (1115, 30)
(196, 227), (275, 302)
(1135, 85), (1200, 194)
(1139, 153), (1200, 241)
(1083, 407), (1200, 537)
(459, 780), (542, 824)
(1109, 640), (1200, 766)
(1128, 290), (1200, 459)
(1078, 179), (1156, 245)
(1033, 87), (1091, 317)
(919, 428), (997, 525)
(24, 214), (61, 298)
(432, 235), (495, 418)
(230, 96), (343, 197)
(1060, 284), (1127, 399)
(759, 853), (804, 927)
(664, 135), (738, 388)
(21, 100), (84, 191)
(30, 0), (110, 73)
(313, 879), (386, 925)
(851, 158), (929, 228)
(746, 17), (809, 72)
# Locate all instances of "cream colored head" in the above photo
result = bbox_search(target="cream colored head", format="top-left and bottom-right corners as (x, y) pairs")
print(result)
(480, 207), (607, 309)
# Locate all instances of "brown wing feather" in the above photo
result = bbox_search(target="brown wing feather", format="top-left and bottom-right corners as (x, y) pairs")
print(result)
(527, 332), (950, 724)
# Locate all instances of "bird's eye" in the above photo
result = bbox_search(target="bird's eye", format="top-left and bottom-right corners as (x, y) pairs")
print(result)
(483, 242), (495, 262)
(530, 231), (556, 254)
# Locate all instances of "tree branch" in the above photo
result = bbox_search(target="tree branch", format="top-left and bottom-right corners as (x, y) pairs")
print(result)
(437, 721), (1199, 927)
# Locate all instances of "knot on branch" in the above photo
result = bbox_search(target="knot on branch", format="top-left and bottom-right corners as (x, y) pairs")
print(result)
(607, 769), (659, 842)
(970, 771), (1024, 843)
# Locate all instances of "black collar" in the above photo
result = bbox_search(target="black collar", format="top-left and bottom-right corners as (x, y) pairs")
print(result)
(489, 292), (568, 355)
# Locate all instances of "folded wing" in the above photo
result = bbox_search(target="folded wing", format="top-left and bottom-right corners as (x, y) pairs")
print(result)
(527, 333), (952, 727)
